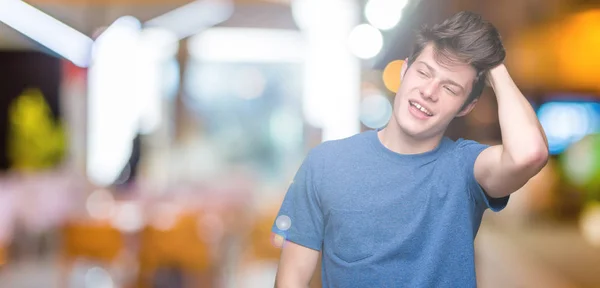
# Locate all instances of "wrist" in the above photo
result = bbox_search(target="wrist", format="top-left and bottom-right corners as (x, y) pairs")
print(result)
(487, 64), (509, 90)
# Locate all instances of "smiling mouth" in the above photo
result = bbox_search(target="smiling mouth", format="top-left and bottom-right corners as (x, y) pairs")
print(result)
(409, 101), (433, 116)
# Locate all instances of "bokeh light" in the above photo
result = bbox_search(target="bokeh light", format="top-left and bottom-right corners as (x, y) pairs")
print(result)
(275, 215), (291, 231)
(87, 16), (144, 187)
(234, 67), (267, 100)
(555, 10), (600, 91)
(537, 101), (600, 154)
(561, 133), (600, 196)
(382, 59), (404, 93)
(110, 202), (144, 233)
(360, 94), (392, 129)
(86, 189), (116, 220)
(150, 203), (181, 231)
(84, 267), (114, 288)
(269, 109), (303, 151)
(348, 24), (383, 59)
(580, 202), (600, 247)
(365, 0), (408, 30)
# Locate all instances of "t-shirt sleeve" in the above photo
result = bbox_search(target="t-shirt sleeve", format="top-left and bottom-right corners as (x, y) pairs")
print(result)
(271, 150), (324, 251)
(456, 139), (509, 212)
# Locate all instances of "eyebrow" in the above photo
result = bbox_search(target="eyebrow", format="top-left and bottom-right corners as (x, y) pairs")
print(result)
(417, 61), (466, 92)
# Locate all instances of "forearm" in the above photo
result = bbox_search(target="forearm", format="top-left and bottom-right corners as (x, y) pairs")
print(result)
(274, 264), (312, 288)
(489, 65), (548, 167)
(274, 281), (309, 288)
(274, 274), (310, 288)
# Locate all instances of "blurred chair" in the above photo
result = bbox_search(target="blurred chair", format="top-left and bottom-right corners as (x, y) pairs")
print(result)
(60, 220), (125, 287)
(62, 221), (124, 262)
(137, 211), (215, 288)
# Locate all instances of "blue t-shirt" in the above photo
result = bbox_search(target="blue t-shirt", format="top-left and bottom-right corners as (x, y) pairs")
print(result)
(272, 129), (510, 287)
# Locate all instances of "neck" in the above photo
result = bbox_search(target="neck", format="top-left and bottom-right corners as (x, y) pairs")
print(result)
(378, 115), (443, 155)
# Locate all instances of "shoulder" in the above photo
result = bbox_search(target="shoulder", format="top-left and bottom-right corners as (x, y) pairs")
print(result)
(440, 138), (490, 179)
(445, 138), (489, 155)
(308, 130), (371, 161)
(455, 138), (486, 148)
(435, 138), (490, 171)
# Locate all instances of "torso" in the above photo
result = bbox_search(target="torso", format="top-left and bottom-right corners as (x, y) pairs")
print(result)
(314, 130), (485, 288)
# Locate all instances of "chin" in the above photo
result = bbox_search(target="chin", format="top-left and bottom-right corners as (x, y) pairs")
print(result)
(395, 112), (422, 134)
(394, 118), (423, 137)
(398, 123), (426, 138)
(395, 114), (440, 140)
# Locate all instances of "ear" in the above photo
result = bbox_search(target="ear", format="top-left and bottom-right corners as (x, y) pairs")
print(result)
(456, 99), (478, 117)
(400, 58), (408, 81)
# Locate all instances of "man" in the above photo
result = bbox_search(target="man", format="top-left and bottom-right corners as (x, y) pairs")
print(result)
(272, 11), (549, 288)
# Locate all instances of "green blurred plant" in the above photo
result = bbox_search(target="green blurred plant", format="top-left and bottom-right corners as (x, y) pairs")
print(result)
(560, 133), (600, 202)
(7, 88), (67, 171)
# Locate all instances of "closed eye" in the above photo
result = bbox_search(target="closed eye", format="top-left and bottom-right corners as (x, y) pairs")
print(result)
(443, 85), (456, 95)
(417, 70), (429, 78)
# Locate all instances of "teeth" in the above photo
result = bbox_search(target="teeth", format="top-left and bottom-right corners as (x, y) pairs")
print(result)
(410, 101), (432, 116)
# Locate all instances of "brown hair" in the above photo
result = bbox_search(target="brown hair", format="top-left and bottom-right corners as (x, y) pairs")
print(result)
(407, 11), (505, 108)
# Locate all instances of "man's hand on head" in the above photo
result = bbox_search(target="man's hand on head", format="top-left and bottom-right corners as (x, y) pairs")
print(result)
(486, 63), (508, 91)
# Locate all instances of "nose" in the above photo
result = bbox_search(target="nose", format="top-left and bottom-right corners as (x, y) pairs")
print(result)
(419, 81), (438, 102)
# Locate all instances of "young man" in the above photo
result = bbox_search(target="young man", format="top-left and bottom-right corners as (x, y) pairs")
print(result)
(272, 11), (549, 287)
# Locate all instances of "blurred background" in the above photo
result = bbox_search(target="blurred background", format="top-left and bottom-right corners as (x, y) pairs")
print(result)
(0, 0), (599, 287)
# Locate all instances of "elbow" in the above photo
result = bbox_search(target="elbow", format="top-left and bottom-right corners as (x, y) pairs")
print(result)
(513, 144), (549, 173)
(530, 143), (550, 169)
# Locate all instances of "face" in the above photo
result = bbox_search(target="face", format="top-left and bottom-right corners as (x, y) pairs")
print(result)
(392, 44), (478, 140)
